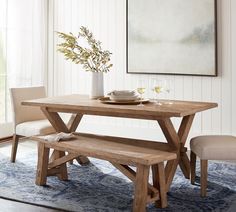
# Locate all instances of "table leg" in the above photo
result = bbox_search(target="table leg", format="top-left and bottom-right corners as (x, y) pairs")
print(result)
(41, 108), (90, 170)
(164, 157), (179, 190)
(157, 114), (195, 191)
(179, 150), (191, 178)
(67, 114), (90, 165)
(178, 115), (195, 179)
(41, 108), (69, 133)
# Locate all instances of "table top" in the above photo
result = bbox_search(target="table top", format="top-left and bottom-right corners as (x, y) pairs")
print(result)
(22, 94), (218, 119)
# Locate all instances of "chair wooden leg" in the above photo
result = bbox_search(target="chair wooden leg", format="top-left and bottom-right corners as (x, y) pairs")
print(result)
(133, 165), (149, 212)
(11, 134), (20, 163)
(36, 143), (50, 186)
(200, 160), (208, 197)
(190, 151), (196, 185)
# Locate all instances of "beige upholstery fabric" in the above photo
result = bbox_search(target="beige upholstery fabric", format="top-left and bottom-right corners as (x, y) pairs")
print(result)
(10, 86), (46, 127)
(16, 119), (54, 137)
(10, 86), (55, 136)
(190, 135), (236, 160)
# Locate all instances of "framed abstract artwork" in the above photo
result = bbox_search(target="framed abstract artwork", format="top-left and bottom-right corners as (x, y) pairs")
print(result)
(127, 0), (217, 76)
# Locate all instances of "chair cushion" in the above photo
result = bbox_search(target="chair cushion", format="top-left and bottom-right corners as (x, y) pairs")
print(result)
(190, 135), (236, 160)
(16, 119), (55, 137)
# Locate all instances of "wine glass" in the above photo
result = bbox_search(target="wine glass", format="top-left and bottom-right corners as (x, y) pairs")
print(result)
(162, 79), (173, 105)
(151, 79), (163, 105)
(137, 79), (146, 106)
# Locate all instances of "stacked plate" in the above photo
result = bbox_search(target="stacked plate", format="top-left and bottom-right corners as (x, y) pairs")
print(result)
(107, 90), (140, 102)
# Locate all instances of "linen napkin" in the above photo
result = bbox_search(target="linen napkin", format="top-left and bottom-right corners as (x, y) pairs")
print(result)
(43, 132), (74, 142)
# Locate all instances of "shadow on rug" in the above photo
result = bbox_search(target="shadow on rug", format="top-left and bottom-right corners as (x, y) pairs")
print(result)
(0, 152), (235, 212)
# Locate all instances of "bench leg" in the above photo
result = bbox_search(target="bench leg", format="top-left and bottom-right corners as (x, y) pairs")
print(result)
(190, 151), (196, 185)
(36, 143), (50, 186)
(201, 160), (208, 197)
(49, 150), (68, 180)
(11, 134), (20, 163)
(133, 165), (149, 212)
(152, 162), (167, 208)
(56, 151), (68, 181)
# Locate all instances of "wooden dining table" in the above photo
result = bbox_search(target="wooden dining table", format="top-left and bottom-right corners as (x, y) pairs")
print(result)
(22, 94), (217, 191)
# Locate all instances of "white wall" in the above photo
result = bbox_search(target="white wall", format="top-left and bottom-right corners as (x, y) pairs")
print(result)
(48, 0), (236, 146)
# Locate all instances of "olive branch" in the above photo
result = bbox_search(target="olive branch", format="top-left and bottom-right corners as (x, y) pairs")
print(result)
(57, 26), (112, 73)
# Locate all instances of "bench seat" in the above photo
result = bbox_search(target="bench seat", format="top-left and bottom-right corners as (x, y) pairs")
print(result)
(34, 133), (176, 166)
(32, 133), (177, 212)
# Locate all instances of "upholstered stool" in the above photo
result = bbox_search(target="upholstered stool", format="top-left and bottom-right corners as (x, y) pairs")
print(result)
(190, 135), (236, 197)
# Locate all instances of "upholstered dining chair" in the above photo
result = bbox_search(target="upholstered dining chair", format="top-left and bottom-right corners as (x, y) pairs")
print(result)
(10, 86), (54, 162)
(190, 135), (236, 197)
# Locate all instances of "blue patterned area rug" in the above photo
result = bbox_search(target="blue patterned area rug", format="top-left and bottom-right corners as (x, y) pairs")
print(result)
(0, 152), (236, 212)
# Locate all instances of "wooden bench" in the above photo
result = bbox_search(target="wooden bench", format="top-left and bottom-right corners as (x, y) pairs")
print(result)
(32, 133), (177, 212)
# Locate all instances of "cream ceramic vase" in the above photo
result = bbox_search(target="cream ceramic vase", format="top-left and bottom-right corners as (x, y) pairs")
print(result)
(90, 72), (104, 99)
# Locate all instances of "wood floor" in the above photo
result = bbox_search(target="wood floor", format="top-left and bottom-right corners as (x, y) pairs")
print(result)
(0, 198), (60, 212)
(0, 139), (61, 212)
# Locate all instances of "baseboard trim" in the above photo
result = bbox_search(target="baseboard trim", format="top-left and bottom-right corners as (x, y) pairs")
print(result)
(0, 136), (13, 143)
